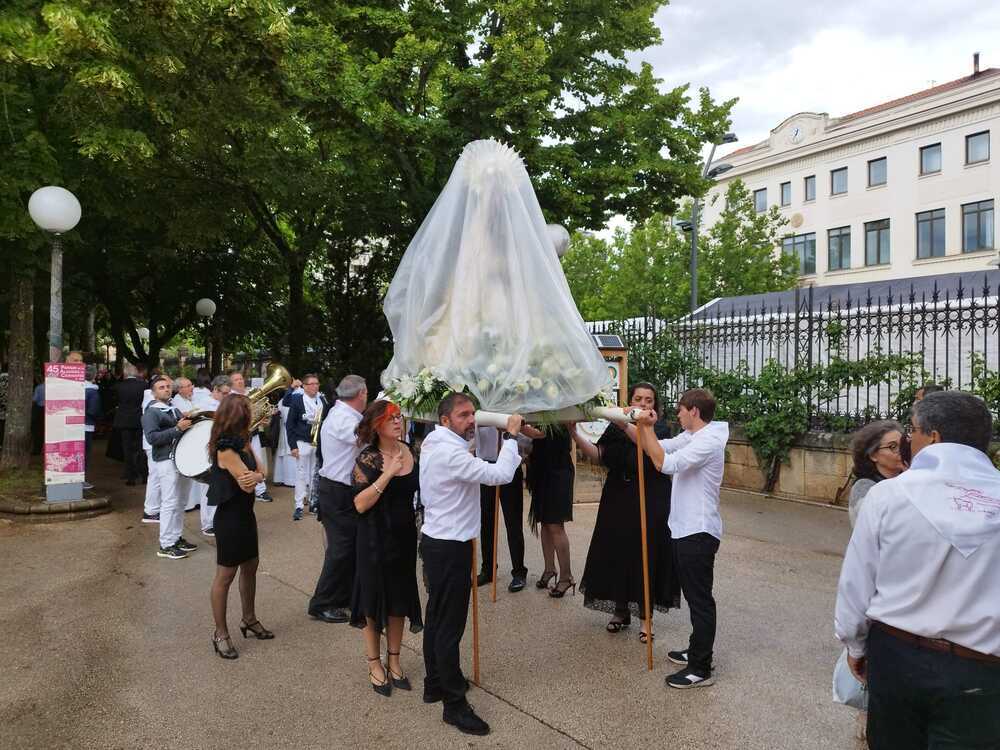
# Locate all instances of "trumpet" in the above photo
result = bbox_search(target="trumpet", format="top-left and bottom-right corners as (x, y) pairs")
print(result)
(248, 363), (294, 431)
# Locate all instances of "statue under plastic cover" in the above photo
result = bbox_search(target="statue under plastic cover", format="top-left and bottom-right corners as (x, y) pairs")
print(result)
(382, 139), (611, 418)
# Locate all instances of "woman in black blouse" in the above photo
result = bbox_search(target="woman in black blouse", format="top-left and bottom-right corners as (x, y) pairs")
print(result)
(207, 395), (274, 659)
(573, 383), (680, 641)
(350, 400), (422, 696)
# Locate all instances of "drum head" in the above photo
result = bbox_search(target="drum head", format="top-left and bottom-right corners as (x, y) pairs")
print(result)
(174, 419), (213, 480)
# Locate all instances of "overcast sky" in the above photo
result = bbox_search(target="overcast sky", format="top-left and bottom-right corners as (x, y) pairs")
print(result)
(642, 1), (1000, 156)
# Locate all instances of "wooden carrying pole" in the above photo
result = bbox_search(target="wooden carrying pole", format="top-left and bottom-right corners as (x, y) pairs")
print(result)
(635, 426), (654, 671)
(471, 538), (481, 685)
(491, 485), (501, 602)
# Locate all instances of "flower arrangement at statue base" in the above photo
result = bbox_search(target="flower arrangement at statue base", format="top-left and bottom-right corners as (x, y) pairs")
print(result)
(382, 366), (616, 426)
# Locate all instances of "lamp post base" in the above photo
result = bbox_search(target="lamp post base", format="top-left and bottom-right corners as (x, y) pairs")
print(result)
(46, 483), (83, 503)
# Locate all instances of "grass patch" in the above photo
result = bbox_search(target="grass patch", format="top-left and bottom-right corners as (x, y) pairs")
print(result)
(0, 466), (46, 505)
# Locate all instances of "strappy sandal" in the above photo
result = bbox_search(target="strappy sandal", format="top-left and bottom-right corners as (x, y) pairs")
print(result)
(639, 631), (654, 644)
(239, 619), (275, 640)
(386, 650), (412, 691)
(536, 570), (557, 589)
(212, 633), (238, 659)
(368, 656), (391, 697)
(607, 612), (632, 633)
(549, 577), (576, 598)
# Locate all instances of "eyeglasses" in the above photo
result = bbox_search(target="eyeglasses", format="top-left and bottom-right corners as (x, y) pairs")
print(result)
(876, 442), (901, 454)
(389, 414), (403, 423)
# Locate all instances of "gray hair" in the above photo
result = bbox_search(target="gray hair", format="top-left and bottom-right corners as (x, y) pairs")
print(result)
(210, 375), (231, 391)
(85, 364), (97, 381)
(336, 374), (367, 399)
(912, 390), (992, 454)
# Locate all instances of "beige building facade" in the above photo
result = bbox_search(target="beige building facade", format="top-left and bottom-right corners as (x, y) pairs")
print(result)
(701, 64), (1000, 286)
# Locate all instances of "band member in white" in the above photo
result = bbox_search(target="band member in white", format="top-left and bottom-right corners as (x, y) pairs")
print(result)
(282, 373), (327, 521)
(172, 377), (200, 512)
(229, 370), (272, 502)
(142, 375), (196, 559)
(308, 374), (367, 622)
(419, 393), (523, 736)
(272, 380), (301, 487)
(196, 376), (232, 536)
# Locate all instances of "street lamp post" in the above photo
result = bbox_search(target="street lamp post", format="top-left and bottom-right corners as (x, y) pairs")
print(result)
(196, 298), (216, 373)
(688, 134), (737, 313)
(28, 187), (82, 362)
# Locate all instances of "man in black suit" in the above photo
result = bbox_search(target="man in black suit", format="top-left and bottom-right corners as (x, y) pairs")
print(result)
(114, 364), (147, 486)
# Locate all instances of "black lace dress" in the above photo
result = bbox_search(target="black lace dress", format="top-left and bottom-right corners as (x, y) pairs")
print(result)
(527, 429), (575, 525)
(580, 424), (680, 616)
(206, 436), (259, 567)
(349, 444), (423, 633)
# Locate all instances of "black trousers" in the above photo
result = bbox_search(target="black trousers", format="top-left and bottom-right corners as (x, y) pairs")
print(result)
(675, 532), (720, 676)
(867, 625), (1000, 749)
(308, 478), (358, 612)
(120, 428), (145, 482)
(421, 534), (473, 708)
(479, 466), (526, 578)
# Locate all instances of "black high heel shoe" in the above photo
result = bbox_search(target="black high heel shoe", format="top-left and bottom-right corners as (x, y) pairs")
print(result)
(536, 570), (557, 590)
(368, 656), (392, 697)
(239, 619), (275, 640)
(549, 577), (576, 598)
(213, 633), (238, 659)
(386, 650), (412, 691)
(607, 612), (632, 633)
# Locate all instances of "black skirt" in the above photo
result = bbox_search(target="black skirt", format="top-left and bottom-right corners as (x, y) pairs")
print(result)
(207, 438), (260, 568)
(580, 424), (680, 616)
(527, 430), (575, 525)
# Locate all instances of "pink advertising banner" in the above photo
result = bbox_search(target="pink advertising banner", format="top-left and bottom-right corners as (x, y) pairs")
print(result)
(44, 362), (86, 485)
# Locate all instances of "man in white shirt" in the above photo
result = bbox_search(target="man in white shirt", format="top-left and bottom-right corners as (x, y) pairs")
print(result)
(196, 375), (231, 536)
(172, 377), (200, 512)
(835, 391), (1000, 748)
(229, 370), (273, 502)
(637, 388), (729, 690)
(307, 374), (367, 623)
(419, 393), (523, 736)
(282, 374), (328, 521)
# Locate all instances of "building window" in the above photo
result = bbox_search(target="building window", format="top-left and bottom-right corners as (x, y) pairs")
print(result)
(966, 131), (990, 164)
(962, 200), (995, 252)
(865, 219), (890, 266)
(804, 175), (816, 202)
(782, 232), (817, 275)
(753, 188), (767, 213)
(831, 167), (848, 195)
(920, 143), (942, 175)
(916, 209), (946, 259)
(868, 157), (887, 187)
(828, 226), (851, 271)
(780, 181), (791, 206)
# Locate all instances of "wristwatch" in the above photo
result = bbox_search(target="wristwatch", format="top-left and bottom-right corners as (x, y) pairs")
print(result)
(501, 431), (513, 441)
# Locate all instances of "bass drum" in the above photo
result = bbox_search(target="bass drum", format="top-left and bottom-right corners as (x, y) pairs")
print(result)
(174, 419), (214, 483)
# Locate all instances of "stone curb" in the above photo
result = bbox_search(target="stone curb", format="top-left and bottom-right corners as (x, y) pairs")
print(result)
(0, 495), (112, 521)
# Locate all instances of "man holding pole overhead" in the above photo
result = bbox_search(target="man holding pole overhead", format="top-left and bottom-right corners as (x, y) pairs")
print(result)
(418, 392), (523, 736)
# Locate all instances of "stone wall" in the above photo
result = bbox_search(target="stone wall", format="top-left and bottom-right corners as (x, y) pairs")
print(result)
(723, 426), (853, 506)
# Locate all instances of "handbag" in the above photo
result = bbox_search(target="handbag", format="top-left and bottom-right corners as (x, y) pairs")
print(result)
(832, 648), (868, 710)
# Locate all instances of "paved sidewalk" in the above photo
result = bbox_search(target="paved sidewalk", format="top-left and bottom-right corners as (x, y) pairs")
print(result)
(1, 454), (856, 750)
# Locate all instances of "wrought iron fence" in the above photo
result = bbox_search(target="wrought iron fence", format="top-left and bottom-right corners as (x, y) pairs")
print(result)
(589, 274), (1000, 431)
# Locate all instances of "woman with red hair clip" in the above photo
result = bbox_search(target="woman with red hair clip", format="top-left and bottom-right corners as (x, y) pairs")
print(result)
(349, 400), (423, 696)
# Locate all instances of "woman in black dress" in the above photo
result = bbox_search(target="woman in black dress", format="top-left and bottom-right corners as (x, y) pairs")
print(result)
(573, 383), (680, 641)
(207, 395), (274, 660)
(350, 400), (422, 696)
(525, 424), (576, 597)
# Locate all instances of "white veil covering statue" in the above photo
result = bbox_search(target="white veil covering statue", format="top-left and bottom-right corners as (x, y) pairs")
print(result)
(382, 139), (609, 416)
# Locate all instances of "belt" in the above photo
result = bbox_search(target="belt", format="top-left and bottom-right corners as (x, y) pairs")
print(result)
(873, 622), (1000, 666)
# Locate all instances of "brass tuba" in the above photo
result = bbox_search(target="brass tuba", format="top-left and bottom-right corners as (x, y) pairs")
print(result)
(248, 363), (294, 431)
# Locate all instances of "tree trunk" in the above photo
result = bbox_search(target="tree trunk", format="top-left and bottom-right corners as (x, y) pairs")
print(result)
(2, 270), (36, 471)
(210, 317), (224, 376)
(287, 255), (306, 375)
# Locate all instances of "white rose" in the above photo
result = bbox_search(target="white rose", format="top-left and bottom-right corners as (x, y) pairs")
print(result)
(397, 378), (417, 399)
(477, 379), (490, 392)
(544, 382), (560, 401)
(529, 376), (543, 390)
(541, 358), (560, 376)
(486, 363), (499, 376)
(514, 382), (529, 394)
(447, 381), (466, 394)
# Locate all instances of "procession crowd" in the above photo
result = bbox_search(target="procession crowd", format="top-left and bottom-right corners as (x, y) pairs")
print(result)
(36, 360), (1000, 746)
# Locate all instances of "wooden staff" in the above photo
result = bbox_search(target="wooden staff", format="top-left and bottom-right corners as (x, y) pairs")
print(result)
(471, 537), (481, 685)
(635, 425), (654, 671)
(491, 485), (501, 602)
